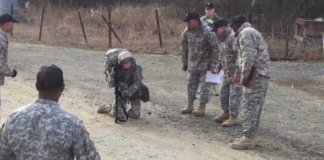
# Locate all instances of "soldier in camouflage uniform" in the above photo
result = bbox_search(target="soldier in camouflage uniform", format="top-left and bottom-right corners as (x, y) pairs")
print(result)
(200, 2), (221, 31)
(97, 48), (128, 113)
(97, 48), (127, 114)
(107, 51), (144, 121)
(0, 65), (100, 159)
(103, 48), (127, 87)
(200, 2), (221, 96)
(212, 19), (243, 127)
(0, 14), (18, 109)
(230, 15), (271, 150)
(180, 12), (219, 117)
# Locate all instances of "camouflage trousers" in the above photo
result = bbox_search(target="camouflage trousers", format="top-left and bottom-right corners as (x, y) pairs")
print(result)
(110, 98), (141, 120)
(220, 79), (242, 116)
(187, 72), (211, 104)
(242, 77), (269, 137)
(209, 83), (219, 96)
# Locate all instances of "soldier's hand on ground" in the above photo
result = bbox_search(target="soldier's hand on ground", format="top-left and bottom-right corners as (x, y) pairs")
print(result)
(12, 69), (17, 78)
(182, 65), (188, 71)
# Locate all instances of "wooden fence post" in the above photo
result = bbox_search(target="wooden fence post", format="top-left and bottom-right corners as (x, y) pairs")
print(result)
(285, 17), (290, 58)
(155, 8), (162, 47)
(322, 32), (324, 58)
(78, 11), (88, 45)
(38, 4), (46, 41)
(10, 4), (13, 37)
(108, 5), (112, 48)
(101, 15), (122, 45)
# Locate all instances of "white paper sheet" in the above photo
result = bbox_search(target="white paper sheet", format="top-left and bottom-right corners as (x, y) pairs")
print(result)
(205, 70), (224, 84)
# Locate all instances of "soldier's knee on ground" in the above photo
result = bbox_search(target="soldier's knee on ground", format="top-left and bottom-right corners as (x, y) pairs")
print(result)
(127, 109), (140, 119)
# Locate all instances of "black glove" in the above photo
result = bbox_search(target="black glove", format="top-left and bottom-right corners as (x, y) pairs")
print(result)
(12, 69), (17, 78)
(182, 65), (188, 71)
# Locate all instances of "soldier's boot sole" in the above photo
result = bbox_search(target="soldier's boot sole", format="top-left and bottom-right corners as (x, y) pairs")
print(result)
(193, 112), (205, 117)
(214, 112), (230, 123)
(230, 136), (254, 150)
(181, 101), (194, 114)
(192, 110), (205, 117)
(181, 108), (194, 114)
(222, 115), (240, 127)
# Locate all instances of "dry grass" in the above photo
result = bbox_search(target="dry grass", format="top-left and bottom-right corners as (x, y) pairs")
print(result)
(11, 5), (324, 59)
(268, 38), (323, 60)
(13, 5), (184, 54)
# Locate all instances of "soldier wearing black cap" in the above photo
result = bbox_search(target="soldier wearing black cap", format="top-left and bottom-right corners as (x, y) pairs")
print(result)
(180, 11), (219, 117)
(0, 14), (18, 110)
(212, 19), (243, 127)
(200, 2), (222, 97)
(200, 2), (221, 31)
(230, 15), (270, 150)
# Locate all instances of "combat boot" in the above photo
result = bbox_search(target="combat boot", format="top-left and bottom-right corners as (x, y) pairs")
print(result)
(230, 136), (254, 150)
(222, 114), (240, 127)
(214, 112), (230, 123)
(181, 101), (194, 114)
(192, 103), (206, 117)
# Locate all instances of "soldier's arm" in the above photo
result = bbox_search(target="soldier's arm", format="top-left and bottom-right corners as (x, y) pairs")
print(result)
(209, 32), (219, 71)
(230, 34), (241, 76)
(180, 29), (188, 66)
(0, 44), (13, 77)
(121, 65), (143, 97)
(72, 121), (100, 160)
(234, 57), (241, 76)
(107, 67), (116, 88)
(215, 46), (222, 72)
(238, 32), (257, 81)
(0, 123), (15, 160)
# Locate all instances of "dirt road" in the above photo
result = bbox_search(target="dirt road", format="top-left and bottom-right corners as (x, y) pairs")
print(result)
(1, 43), (323, 160)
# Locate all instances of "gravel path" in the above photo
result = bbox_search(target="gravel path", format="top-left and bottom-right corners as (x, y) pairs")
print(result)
(0, 43), (323, 160)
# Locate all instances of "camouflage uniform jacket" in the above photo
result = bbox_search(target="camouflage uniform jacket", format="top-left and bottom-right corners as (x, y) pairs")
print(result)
(235, 22), (270, 80)
(200, 14), (221, 31)
(216, 27), (238, 81)
(0, 28), (14, 86)
(0, 99), (100, 160)
(181, 25), (219, 73)
(111, 63), (143, 98)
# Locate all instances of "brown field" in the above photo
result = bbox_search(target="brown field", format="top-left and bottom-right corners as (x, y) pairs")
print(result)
(11, 5), (324, 60)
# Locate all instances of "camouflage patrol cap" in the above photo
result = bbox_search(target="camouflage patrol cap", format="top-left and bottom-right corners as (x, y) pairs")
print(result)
(118, 50), (133, 64)
(106, 48), (125, 55)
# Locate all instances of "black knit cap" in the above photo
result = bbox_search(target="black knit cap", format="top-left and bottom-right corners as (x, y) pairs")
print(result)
(231, 15), (247, 27)
(213, 19), (228, 31)
(0, 14), (18, 25)
(183, 12), (200, 22)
